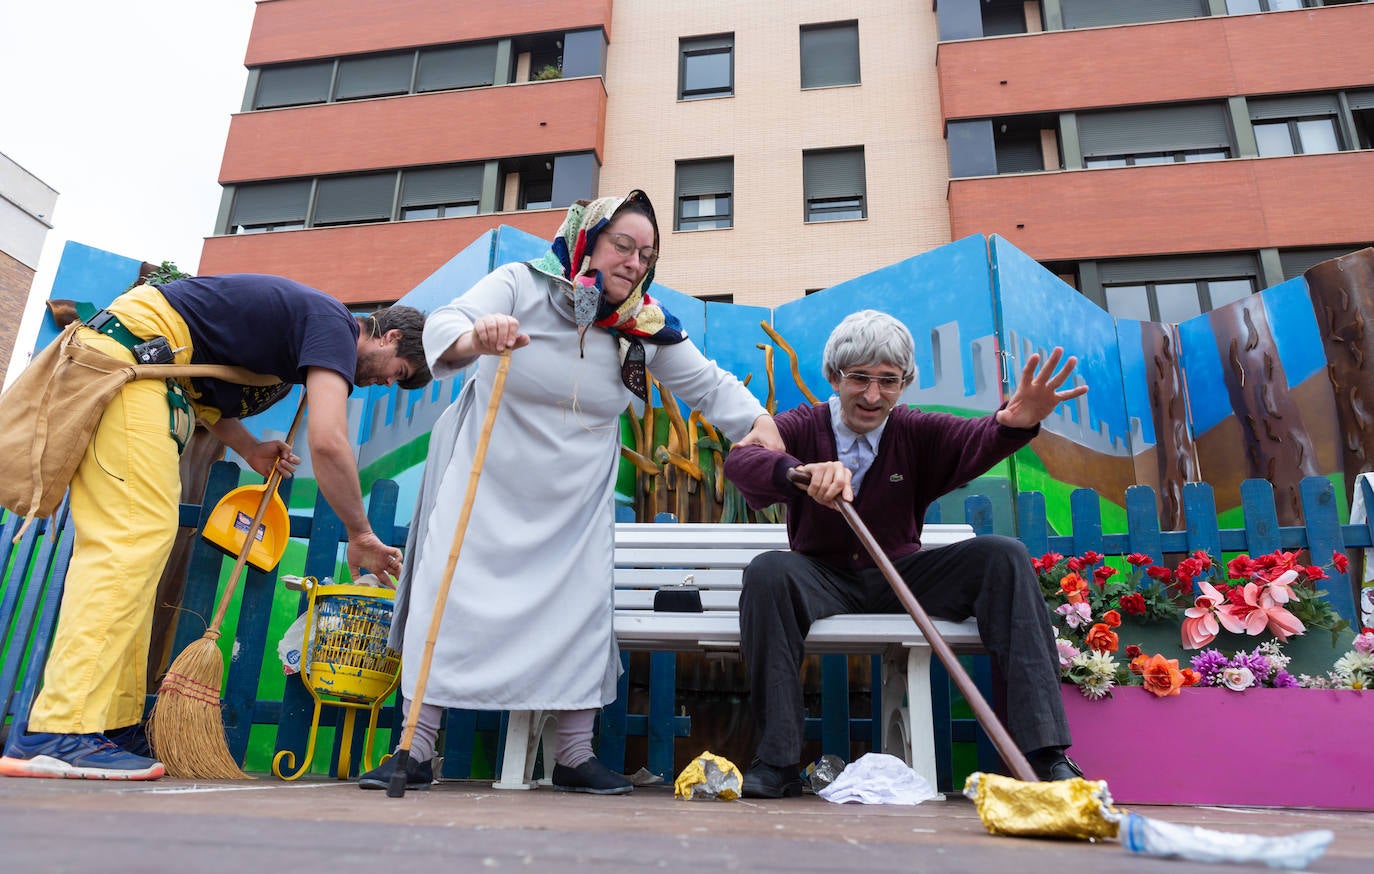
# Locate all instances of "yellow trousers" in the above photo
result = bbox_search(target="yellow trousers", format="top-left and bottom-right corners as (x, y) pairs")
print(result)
(29, 288), (196, 734)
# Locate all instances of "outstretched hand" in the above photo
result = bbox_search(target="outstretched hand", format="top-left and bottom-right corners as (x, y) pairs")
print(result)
(996, 347), (1089, 430)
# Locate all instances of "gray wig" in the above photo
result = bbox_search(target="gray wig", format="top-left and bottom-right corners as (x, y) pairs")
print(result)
(821, 310), (917, 384)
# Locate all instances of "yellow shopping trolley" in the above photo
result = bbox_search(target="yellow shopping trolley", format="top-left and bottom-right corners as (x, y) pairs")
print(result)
(272, 578), (402, 780)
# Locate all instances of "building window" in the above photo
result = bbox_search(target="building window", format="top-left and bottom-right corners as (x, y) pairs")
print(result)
(679, 34), (733, 100)
(416, 43), (498, 92)
(312, 173), (396, 227)
(675, 158), (733, 231)
(400, 165), (483, 220)
(1084, 148), (1228, 167)
(800, 22), (859, 89)
(1105, 278), (1255, 322)
(803, 148), (866, 223)
(254, 62), (334, 109)
(1254, 117), (1341, 156)
(333, 52), (414, 101)
(1061, 0), (1208, 29)
(1229, 1), (1356, 11)
(1078, 103), (1232, 168)
(229, 180), (312, 234)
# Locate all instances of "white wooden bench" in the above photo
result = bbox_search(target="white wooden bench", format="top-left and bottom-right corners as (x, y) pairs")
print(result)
(494, 521), (983, 793)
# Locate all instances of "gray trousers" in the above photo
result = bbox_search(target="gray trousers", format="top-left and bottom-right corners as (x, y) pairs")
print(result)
(739, 534), (1071, 767)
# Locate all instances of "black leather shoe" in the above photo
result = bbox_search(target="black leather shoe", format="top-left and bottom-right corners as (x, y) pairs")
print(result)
(741, 760), (803, 798)
(1030, 749), (1084, 782)
(551, 757), (633, 795)
(358, 753), (434, 790)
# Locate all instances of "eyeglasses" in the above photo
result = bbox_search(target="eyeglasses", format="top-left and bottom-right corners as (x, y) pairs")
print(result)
(602, 231), (658, 269)
(838, 371), (906, 394)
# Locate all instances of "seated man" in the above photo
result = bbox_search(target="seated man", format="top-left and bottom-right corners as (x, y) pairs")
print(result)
(722, 309), (1088, 798)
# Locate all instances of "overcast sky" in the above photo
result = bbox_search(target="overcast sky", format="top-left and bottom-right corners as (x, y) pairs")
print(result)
(2, 1), (257, 379)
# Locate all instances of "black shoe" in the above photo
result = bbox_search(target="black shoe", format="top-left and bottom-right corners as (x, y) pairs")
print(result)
(740, 760), (803, 799)
(1029, 749), (1084, 782)
(551, 757), (633, 795)
(105, 723), (151, 758)
(358, 753), (434, 790)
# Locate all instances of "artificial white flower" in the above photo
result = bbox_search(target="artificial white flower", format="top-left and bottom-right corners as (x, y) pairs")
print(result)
(1221, 666), (1256, 691)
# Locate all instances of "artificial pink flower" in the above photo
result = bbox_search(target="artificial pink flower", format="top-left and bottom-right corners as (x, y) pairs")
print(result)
(1181, 580), (1225, 649)
(1353, 631), (1374, 655)
(1055, 639), (1079, 669)
(1216, 575), (1307, 642)
(1056, 601), (1092, 629)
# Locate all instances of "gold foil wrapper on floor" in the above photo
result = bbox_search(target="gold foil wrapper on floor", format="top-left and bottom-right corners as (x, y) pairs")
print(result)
(964, 773), (1121, 840)
(674, 751), (743, 801)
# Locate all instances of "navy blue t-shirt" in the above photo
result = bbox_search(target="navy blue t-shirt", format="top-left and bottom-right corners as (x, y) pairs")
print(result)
(158, 274), (359, 419)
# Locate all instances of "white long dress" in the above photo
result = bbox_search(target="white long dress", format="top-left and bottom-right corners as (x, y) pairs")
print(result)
(390, 262), (766, 710)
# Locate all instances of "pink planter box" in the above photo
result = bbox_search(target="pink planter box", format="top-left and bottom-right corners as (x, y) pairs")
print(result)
(1061, 686), (1374, 810)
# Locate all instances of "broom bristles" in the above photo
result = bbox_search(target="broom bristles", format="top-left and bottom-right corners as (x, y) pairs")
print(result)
(146, 636), (250, 779)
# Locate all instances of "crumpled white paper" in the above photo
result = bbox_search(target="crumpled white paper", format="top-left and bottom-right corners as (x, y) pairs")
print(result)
(816, 752), (938, 805)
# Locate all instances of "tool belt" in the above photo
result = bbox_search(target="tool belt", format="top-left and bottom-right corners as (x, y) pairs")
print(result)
(0, 318), (281, 539)
(86, 309), (196, 453)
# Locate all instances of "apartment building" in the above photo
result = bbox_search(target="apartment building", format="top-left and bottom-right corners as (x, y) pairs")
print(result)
(0, 152), (57, 372)
(202, 1), (1373, 314)
(937, 0), (1374, 321)
(199, 1), (948, 307)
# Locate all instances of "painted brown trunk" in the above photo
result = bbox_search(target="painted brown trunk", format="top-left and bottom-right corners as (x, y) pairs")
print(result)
(1306, 247), (1374, 504)
(1141, 321), (1198, 529)
(1210, 299), (1318, 524)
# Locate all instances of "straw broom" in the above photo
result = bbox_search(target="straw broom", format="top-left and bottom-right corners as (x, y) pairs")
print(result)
(146, 394), (308, 778)
(387, 349), (511, 797)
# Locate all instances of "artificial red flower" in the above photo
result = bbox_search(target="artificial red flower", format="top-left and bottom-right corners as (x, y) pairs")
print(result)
(1082, 551), (1104, 565)
(1147, 566), (1174, 583)
(1093, 566), (1117, 586)
(1189, 550), (1213, 570)
(1141, 654), (1185, 697)
(1067, 556), (1086, 572)
(1332, 551), (1350, 574)
(1086, 623), (1119, 653)
(1227, 555), (1255, 579)
(1119, 592), (1147, 616)
(1304, 565), (1327, 582)
(1035, 552), (1063, 573)
(1126, 553), (1153, 567)
(1125, 644), (1143, 660)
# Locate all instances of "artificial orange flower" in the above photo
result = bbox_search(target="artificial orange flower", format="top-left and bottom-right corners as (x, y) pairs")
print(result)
(1180, 668), (1203, 687)
(1141, 654), (1185, 697)
(1059, 572), (1089, 605)
(1085, 622), (1119, 653)
(1101, 609), (1122, 628)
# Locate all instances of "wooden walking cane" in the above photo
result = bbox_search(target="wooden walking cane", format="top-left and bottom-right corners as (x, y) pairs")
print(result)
(786, 468), (1039, 783)
(387, 349), (512, 797)
(146, 393), (309, 779)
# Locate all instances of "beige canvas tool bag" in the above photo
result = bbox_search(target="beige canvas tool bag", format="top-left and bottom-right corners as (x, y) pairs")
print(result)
(0, 321), (281, 538)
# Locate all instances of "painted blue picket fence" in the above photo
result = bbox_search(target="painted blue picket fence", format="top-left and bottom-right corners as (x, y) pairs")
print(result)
(3, 473), (1368, 788)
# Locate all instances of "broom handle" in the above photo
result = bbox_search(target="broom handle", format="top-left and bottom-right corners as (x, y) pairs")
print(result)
(786, 468), (1038, 783)
(206, 393), (309, 636)
(397, 349), (512, 755)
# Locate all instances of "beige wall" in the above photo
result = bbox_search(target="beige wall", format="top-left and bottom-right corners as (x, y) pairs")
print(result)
(600, 1), (950, 309)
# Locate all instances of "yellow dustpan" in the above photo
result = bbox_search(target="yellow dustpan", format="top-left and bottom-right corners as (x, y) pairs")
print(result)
(200, 398), (301, 573)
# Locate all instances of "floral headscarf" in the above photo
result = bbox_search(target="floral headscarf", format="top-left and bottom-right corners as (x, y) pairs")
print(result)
(529, 190), (686, 400)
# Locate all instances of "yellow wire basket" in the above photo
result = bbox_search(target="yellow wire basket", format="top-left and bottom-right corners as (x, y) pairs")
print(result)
(273, 581), (402, 780)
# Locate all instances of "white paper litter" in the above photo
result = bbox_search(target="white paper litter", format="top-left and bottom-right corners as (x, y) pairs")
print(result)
(816, 752), (938, 805)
